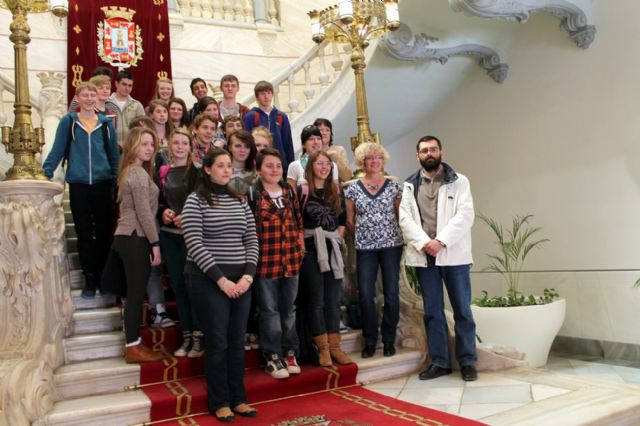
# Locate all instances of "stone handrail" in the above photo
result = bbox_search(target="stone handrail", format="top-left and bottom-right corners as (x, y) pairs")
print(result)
(0, 72), (42, 126)
(239, 39), (352, 142)
(174, 0), (280, 26)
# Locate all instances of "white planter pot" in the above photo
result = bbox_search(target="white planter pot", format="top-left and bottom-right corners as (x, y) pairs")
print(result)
(471, 299), (566, 368)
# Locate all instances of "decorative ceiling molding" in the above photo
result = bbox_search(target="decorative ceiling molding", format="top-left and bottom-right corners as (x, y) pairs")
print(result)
(448, 0), (596, 49)
(379, 24), (509, 83)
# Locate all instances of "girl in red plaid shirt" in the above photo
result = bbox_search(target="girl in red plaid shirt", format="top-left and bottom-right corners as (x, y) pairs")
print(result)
(249, 147), (305, 379)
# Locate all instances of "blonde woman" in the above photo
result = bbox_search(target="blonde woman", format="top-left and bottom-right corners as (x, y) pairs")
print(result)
(113, 127), (163, 363)
(345, 142), (403, 358)
(154, 77), (175, 102)
(251, 126), (272, 153)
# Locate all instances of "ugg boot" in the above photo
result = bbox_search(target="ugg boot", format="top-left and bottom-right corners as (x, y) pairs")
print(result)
(312, 334), (333, 367)
(328, 333), (352, 365)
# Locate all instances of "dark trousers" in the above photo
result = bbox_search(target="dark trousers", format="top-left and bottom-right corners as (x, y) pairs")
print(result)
(69, 181), (114, 281)
(416, 260), (477, 368)
(112, 235), (151, 344)
(299, 250), (342, 336)
(160, 231), (197, 331)
(357, 246), (402, 348)
(186, 266), (250, 411)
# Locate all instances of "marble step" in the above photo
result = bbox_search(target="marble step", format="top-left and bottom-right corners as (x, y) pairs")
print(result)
(71, 307), (122, 335)
(65, 223), (75, 238)
(68, 252), (80, 271)
(71, 289), (116, 310)
(70, 269), (84, 290)
(43, 390), (150, 426)
(355, 348), (424, 384)
(53, 357), (139, 401)
(66, 237), (77, 253)
(47, 349), (422, 425)
(64, 331), (124, 363)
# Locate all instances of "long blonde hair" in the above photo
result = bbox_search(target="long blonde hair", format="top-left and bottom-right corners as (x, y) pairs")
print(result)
(154, 77), (174, 100)
(118, 127), (159, 201)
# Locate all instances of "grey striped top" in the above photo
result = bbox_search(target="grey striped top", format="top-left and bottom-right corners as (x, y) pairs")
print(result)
(182, 191), (259, 282)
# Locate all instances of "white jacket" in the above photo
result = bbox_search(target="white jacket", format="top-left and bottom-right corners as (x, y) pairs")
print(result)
(399, 164), (474, 267)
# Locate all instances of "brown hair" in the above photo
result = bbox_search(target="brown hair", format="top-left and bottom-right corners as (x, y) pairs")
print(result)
(304, 150), (341, 213)
(117, 127), (158, 201)
(227, 129), (257, 172)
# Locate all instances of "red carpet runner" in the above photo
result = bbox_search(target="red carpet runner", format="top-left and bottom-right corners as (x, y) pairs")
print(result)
(138, 327), (483, 425)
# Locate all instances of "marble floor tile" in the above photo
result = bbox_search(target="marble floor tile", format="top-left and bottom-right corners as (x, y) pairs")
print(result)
(363, 386), (402, 399)
(531, 384), (572, 401)
(423, 404), (461, 415)
(397, 386), (464, 406)
(462, 384), (532, 404)
(404, 373), (465, 389)
(363, 376), (408, 390)
(458, 402), (528, 420)
(465, 374), (530, 388)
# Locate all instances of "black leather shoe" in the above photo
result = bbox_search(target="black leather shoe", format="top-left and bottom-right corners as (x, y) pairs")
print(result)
(461, 365), (477, 382)
(210, 407), (235, 423)
(232, 404), (257, 418)
(418, 364), (452, 381)
(383, 343), (396, 357)
(361, 345), (376, 358)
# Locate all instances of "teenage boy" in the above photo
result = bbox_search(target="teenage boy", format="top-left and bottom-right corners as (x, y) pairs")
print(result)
(188, 77), (209, 123)
(68, 66), (113, 112)
(248, 148), (304, 380)
(219, 74), (249, 119)
(243, 81), (294, 169)
(43, 82), (120, 299)
(109, 70), (145, 144)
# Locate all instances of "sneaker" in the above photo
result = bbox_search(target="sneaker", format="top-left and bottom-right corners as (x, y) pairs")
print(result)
(188, 331), (204, 358)
(247, 333), (260, 349)
(285, 350), (301, 375)
(174, 332), (192, 357)
(339, 320), (348, 334)
(265, 354), (289, 379)
(151, 311), (175, 328)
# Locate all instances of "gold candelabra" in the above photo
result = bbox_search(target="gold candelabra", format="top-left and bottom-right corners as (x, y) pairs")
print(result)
(0, 0), (68, 180)
(308, 0), (399, 153)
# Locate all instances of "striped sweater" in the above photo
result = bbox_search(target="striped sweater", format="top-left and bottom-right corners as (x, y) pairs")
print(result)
(182, 191), (259, 282)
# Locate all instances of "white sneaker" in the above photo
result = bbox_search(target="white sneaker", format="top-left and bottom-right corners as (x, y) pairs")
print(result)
(285, 350), (301, 375)
(151, 311), (175, 328)
(339, 320), (348, 334)
(265, 354), (289, 379)
(174, 333), (192, 357)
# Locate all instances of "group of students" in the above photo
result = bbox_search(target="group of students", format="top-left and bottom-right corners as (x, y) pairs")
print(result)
(42, 69), (413, 422)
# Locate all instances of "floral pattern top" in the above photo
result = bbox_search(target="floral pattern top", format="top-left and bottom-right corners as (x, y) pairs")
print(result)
(345, 179), (404, 251)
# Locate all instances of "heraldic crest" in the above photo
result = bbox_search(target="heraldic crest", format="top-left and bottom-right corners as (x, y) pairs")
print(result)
(97, 6), (144, 70)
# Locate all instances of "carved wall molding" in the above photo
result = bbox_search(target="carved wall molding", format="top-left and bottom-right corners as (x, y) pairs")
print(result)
(379, 24), (509, 83)
(449, 0), (596, 49)
(0, 181), (72, 425)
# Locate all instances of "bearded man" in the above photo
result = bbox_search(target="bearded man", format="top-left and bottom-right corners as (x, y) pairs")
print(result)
(398, 135), (478, 382)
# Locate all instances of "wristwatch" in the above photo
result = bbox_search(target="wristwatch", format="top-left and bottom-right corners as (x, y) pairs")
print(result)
(242, 274), (254, 284)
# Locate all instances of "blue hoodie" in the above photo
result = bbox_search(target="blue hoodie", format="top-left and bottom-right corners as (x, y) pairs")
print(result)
(243, 106), (294, 169)
(43, 112), (119, 185)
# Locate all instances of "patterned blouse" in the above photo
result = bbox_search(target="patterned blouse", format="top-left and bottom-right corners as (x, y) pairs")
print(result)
(345, 179), (404, 251)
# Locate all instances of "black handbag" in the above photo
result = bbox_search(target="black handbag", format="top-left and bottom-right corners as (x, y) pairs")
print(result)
(100, 247), (127, 297)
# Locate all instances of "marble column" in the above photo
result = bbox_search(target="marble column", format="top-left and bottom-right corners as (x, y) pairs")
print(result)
(0, 180), (73, 425)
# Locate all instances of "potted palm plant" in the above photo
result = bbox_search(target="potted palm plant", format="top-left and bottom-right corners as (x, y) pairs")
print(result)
(471, 214), (566, 367)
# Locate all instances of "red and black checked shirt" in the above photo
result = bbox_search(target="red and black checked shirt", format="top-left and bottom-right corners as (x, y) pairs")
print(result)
(251, 182), (303, 279)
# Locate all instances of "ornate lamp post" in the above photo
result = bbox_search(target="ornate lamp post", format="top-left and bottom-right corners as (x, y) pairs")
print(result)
(308, 0), (399, 152)
(0, 0), (68, 180)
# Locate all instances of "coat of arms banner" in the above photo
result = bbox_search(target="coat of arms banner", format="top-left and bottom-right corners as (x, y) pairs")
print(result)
(67, 0), (172, 106)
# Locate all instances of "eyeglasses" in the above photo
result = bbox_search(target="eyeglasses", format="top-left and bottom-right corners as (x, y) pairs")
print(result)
(303, 125), (317, 131)
(418, 147), (440, 155)
(365, 155), (384, 161)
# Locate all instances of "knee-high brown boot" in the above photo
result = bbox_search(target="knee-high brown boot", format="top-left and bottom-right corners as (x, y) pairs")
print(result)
(313, 334), (333, 367)
(328, 333), (352, 365)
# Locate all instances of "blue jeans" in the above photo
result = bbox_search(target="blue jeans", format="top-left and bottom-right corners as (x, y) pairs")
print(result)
(299, 251), (342, 336)
(416, 262), (477, 368)
(185, 265), (250, 411)
(357, 246), (402, 348)
(256, 276), (299, 357)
